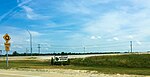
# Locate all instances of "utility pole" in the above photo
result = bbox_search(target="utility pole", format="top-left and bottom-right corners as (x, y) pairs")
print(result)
(84, 46), (85, 54)
(130, 41), (133, 53)
(38, 44), (41, 55)
(26, 48), (29, 56)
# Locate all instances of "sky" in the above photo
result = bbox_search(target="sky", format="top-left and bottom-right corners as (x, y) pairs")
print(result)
(0, 0), (150, 54)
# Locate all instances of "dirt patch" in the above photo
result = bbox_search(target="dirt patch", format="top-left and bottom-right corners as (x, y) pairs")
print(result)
(0, 69), (144, 77)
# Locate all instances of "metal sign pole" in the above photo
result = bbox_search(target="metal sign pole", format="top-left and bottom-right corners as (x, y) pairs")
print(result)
(3, 33), (11, 68)
(6, 51), (8, 67)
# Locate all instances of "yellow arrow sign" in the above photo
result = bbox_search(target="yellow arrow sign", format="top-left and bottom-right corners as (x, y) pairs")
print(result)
(3, 33), (11, 43)
(4, 43), (10, 47)
(5, 46), (10, 51)
(4, 43), (10, 51)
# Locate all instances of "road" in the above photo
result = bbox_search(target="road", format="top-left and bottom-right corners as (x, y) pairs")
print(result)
(0, 69), (146, 77)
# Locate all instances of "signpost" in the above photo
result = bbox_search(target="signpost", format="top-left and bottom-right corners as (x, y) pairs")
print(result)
(3, 33), (11, 67)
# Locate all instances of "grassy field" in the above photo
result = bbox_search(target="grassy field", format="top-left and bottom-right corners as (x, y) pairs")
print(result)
(70, 54), (150, 75)
(0, 54), (150, 75)
(71, 54), (150, 68)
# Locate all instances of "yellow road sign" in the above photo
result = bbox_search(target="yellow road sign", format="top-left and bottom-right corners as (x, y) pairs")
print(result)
(5, 46), (10, 51)
(3, 33), (11, 52)
(3, 33), (11, 43)
(4, 43), (10, 47)
(4, 43), (10, 51)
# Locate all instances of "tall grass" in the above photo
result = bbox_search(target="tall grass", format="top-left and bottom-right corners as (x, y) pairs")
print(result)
(71, 54), (150, 68)
(0, 60), (49, 69)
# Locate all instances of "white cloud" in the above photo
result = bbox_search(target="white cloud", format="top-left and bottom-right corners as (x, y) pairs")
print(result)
(130, 0), (150, 8)
(0, 0), (32, 23)
(113, 37), (119, 41)
(22, 6), (49, 20)
(83, 11), (128, 40)
(22, 6), (38, 20)
(18, 0), (32, 7)
(90, 36), (101, 40)
(128, 35), (134, 39)
(136, 41), (142, 45)
(97, 36), (102, 39)
(82, 0), (150, 42)
(59, 0), (112, 15)
(90, 36), (97, 40)
(60, 1), (91, 15)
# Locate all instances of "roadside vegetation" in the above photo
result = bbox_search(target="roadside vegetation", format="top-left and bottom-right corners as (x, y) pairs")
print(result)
(70, 54), (150, 75)
(71, 54), (150, 68)
(0, 54), (150, 75)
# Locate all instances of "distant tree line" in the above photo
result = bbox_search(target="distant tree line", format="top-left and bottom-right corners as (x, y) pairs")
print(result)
(0, 51), (130, 56)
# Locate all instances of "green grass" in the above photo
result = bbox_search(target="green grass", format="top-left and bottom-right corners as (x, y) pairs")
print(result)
(0, 54), (150, 75)
(0, 60), (71, 69)
(71, 54), (150, 68)
(0, 60), (49, 69)
(70, 54), (150, 75)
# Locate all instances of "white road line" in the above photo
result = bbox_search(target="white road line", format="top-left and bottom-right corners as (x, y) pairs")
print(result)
(0, 72), (40, 77)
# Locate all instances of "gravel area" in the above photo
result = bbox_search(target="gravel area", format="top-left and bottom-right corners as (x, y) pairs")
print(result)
(0, 69), (145, 77)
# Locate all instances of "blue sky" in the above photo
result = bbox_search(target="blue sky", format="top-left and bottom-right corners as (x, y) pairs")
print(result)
(0, 0), (150, 53)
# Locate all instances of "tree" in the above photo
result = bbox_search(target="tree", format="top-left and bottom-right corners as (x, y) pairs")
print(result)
(12, 51), (19, 56)
(61, 52), (65, 55)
